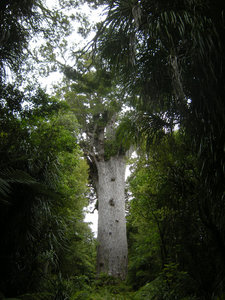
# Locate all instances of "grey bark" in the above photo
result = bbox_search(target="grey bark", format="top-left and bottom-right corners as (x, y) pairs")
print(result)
(82, 110), (129, 279)
(96, 155), (128, 279)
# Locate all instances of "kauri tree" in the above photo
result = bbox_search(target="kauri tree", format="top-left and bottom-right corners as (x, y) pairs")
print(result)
(63, 65), (132, 279)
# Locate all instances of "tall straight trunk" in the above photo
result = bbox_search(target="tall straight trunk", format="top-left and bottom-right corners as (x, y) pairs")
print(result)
(96, 155), (128, 279)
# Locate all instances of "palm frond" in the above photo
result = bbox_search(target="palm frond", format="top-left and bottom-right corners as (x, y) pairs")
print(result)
(0, 168), (60, 205)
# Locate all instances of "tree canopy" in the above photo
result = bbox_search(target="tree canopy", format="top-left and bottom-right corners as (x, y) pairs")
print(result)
(0, 0), (225, 299)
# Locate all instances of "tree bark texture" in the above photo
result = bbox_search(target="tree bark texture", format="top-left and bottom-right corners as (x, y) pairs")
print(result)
(96, 155), (128, 279)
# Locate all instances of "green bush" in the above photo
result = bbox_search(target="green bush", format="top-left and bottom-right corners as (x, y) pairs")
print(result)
(71, 290), (91, 300)
(133, 263), (198, 300)
(17, 293), (53, 300)
(95, 273), (121, 287)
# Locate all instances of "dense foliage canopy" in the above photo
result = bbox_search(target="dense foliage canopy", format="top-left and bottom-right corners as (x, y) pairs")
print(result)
(89, 0), (225, 297)
(0, 0), (224, 299)
(0, 1), (95, 298)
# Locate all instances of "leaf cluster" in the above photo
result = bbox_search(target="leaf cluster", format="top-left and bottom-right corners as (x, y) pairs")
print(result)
(0, 0), (42, 79)
(0, 83), (96, 298)
(126, 130), (225, 298)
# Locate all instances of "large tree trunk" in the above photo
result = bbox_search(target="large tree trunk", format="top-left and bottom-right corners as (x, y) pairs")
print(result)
(96, 155), (128, 279)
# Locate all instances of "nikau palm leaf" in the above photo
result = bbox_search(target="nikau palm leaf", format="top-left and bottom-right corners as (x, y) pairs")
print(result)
(0, 169), (59, 205)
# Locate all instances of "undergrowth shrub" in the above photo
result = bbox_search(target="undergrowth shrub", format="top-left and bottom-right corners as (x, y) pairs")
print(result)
(133, 263), (198, 300)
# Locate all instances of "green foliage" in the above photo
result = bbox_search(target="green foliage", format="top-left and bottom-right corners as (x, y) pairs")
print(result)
(63, 58), (133, 165)
(133, 271), (197, 300)
(0, 0), (41, 79)
(103, 132), (131, 160)
(69, 274), (134, 300)
(126, 132), (215, 298)
(15, 292), (53, 300)
(95, 273), (122, 287)
(91, 1), (225, 297)
(0, 82), (96, 298)
(2, 0), (225, 298)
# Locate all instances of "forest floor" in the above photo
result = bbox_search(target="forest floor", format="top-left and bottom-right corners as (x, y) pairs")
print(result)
(73, 290), (135, 300)
(70, 280), (148, 300)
